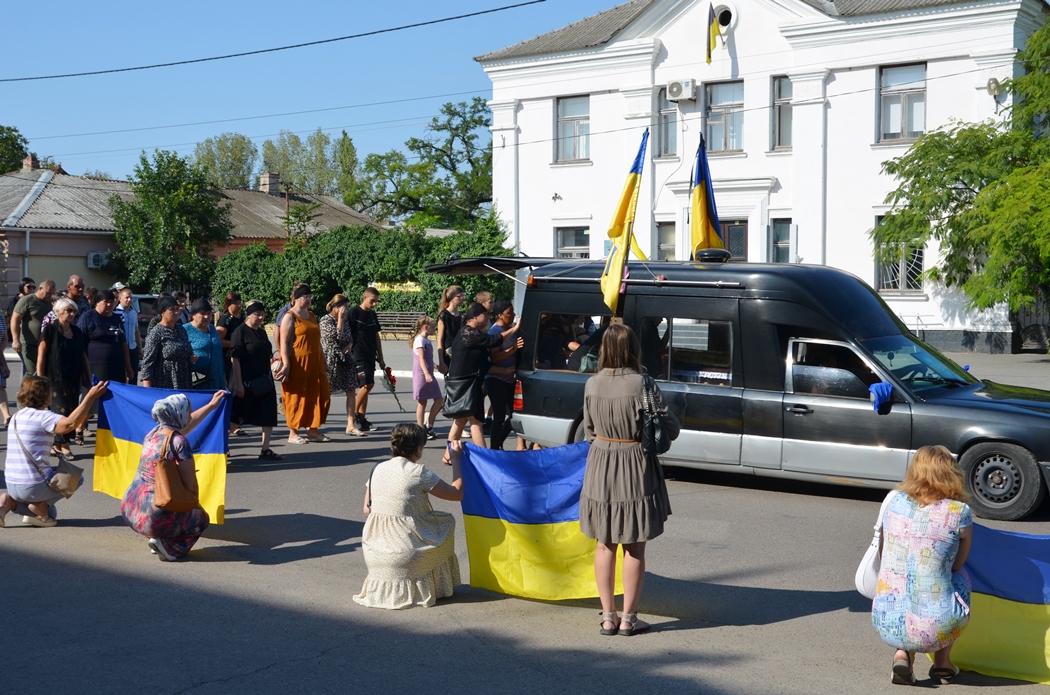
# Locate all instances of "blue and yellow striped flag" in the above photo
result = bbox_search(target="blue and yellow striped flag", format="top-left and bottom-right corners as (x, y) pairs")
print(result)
(951, 524), (1050, 684)
(601, 130), (649, 314)
(93, 382), (231, 524)
(707, 3), (721, 64)
(461, 442), (622, 600)
(690, 134), (722, 257)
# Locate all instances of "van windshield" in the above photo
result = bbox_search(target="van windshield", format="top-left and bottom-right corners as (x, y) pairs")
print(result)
(861, 335), (978, 394)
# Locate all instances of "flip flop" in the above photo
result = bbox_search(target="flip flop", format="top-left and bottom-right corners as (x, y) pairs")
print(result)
(929, 665), (960, 684)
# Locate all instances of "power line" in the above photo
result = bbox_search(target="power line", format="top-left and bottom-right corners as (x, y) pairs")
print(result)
(0, 0), (546, 83)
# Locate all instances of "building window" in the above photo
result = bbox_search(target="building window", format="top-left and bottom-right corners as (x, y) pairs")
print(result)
(556, 96), (590, 161)
(770, 219), (791, 263)
(656, 222), (676, 261)
(632, 316), (733, 386)
(706, 81), (744, 152)
(877, 244), (924, 292)
(880, 64), (925, 142)
(656, 89), (677, 157)
(773, 76), (792, 149)
(556, 227), (590, 258)
(721, 220), (747, 260)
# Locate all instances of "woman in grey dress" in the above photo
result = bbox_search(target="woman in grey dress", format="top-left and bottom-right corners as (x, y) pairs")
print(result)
(580, 323), (679, 637)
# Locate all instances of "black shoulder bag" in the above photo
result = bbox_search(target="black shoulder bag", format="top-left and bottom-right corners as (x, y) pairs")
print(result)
(641, 374), (673, 455)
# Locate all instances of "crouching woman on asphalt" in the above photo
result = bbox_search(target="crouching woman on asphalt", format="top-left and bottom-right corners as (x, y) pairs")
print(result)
(872, 445), (973, 685)
(354, 424), (464, 609)
(0, 376), (109, 527)
(120, 391), (226, 561)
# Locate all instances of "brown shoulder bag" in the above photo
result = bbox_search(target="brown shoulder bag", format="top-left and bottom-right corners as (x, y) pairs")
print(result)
(154, 429), (199, 513)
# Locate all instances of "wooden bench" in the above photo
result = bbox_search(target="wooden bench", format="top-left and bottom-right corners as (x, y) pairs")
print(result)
(377, 311), (426, 339)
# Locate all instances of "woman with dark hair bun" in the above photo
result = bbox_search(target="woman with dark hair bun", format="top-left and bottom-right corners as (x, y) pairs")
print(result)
(78, 289), (132, 385)
(581, 323), (679, 637)
(140, 295), (196, 390)
(354, 424), (464, 609)
(184, 298), (225, 390)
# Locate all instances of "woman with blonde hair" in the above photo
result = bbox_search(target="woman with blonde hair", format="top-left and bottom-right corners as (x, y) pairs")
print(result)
(319, 293), (364, 436)
(435, 285), (465, 374)
(872, 445), (973, 685)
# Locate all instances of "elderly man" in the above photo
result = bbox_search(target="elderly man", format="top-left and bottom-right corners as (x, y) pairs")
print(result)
(11, 279), (56, 376)
(41, 275), (90, 330)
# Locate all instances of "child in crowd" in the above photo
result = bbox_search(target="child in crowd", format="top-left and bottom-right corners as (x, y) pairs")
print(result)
(411, 316), (443, 440)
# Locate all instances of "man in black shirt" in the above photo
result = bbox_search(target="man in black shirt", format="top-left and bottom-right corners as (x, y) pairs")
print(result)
(350, 287), (386, 432)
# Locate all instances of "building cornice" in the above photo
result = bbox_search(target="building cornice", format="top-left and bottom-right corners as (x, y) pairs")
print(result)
(484, 39), (660, 84)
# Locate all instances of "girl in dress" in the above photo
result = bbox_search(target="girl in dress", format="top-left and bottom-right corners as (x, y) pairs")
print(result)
(411, 316), (442, 440)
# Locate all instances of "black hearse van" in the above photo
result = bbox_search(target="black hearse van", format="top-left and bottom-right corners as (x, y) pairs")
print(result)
(427, 257), (1050, 521)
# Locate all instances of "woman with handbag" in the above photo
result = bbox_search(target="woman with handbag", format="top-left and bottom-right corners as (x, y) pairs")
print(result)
(580, 324), (679, 637)
(0, 376), (109, 527)
(442, 302), (520, 459)
(872, 445), (973, 685)
(36, 297), (92, 460)
(120, 391), (226, 561)
(319, 294), (364, 437)
(230, 301), (282, 460)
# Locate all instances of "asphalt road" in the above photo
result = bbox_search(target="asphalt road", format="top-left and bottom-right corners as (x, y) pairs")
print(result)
(3, 349), (1050, 694)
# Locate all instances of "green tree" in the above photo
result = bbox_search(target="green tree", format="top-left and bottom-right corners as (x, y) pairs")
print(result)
(260, 130), (306, 191)
(193, 132), (258, 189)
(349, 98), (492, 229)
(874, 20), (1050, 311)
(108, 150), (233, 293)
(278, 201), (324, 246)
(334, 130), (363, 203)
(0, 125), (29, 173)
(83, 169), (112, 179)
(260, 128), (346, 195)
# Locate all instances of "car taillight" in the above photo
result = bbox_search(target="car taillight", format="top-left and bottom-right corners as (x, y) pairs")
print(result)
(513, 380), (523, 411)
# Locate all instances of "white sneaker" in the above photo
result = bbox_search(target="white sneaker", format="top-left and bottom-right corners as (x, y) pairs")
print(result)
(148, 538), (176, 562)
(22, 515), (57, 528)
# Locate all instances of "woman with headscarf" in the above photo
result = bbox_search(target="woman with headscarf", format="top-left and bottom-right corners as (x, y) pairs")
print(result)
(230, 301), (282, 460)
(274, 283), (331, 444)
(140, 295), (196, 390)
(120, 391), (226, 561)
(184, 298), (225, 390)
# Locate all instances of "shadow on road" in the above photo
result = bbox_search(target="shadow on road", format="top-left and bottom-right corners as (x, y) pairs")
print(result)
(198, 512), (364, 564)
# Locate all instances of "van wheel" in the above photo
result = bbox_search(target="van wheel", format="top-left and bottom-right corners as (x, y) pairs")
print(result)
(960, 443), (1046, 521)
(571, 419), (586, 444)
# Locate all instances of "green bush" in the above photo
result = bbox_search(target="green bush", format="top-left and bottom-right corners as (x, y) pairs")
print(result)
(211, 210), (514, 318)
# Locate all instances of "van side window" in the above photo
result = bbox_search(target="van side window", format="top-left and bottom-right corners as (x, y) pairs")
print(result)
(791, 342), (879, 399)
(534, 313), (610, 373)
(637, 317), (733, 386)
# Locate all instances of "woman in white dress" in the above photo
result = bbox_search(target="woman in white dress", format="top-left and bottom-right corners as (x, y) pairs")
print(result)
(354, 424), (464, 609)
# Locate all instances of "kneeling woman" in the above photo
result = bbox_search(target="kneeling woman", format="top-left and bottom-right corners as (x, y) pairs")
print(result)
(354, 424), (464, 609)
(121, 391), (226, 561)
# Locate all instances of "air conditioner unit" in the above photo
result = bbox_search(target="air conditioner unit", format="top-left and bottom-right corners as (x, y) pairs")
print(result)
(86, 251), (108, 270)
(666, 79), (696, 102)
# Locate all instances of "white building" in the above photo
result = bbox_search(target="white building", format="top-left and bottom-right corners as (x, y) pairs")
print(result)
(477, 0), (1049, 352)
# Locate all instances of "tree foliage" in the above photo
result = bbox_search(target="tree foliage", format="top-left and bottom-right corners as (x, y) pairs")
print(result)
(0, 125), (29, 174)
(259, 128), (359, 197)
(875, 19), (1050, 310)
(108, 150), (233, 293)
(193, 132), (258, 189)
(348, 98), (492, 229)
(278, 201), (324, 246)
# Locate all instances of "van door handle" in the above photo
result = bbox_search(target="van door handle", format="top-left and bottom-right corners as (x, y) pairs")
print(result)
(786, 405), (813, 415)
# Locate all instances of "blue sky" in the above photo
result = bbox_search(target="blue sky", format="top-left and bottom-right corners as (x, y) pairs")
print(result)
(2, 0), (616, 179)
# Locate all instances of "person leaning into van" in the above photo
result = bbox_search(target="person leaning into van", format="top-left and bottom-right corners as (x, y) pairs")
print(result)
(872, 445), (973, 685)
(580, 324), (679, 637)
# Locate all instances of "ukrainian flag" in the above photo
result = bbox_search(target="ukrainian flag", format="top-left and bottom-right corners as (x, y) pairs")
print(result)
(951, 524), (1050, 684)
(601, 130), (649, 314)
(707, 3), (721, 64)
(461, 442), (622, 600)
(690, 134), (722, 257)
(93, 382), (232, 524)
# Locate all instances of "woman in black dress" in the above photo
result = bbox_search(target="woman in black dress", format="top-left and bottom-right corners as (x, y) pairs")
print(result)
(435, 285), (465, 375)
(230, 301), (282, 460)
(444, 302), (520, 454)
(36, 297), (91, 459)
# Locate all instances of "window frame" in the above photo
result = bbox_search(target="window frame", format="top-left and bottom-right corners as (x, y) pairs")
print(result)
(655, 221), (676, 261)
(638, 316), (734, 386)
(705, 81), (744, 153)
(874, 217), (924, 294)
(555, 95), (591, 162)
(879, 64), (926, 143)
(786, 339), (884, 400)
(554, 226), (590, 258)
(772, 76), (792, 150)
(721, 220), (747, 261)
(769, 218), (792, 263)
(655, 88), (678, 158)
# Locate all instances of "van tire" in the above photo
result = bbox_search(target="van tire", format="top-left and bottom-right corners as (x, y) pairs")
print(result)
(571, 418), (586, 444)
(960, 443), (1046, 521)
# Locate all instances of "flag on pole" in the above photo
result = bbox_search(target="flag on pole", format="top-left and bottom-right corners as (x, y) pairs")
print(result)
(461, 443), (623, 600)
(707, 4), (721, 64)
(601, 130), (649, 313)
(690, 134), (722, 257)
(93, 382), (232, 524)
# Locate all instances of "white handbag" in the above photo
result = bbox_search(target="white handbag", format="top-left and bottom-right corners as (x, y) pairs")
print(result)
(855, 490), (899, 599)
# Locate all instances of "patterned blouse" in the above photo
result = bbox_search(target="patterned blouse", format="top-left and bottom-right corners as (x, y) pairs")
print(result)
(319, 313), (359, 393)
(140, 323), (194, 390)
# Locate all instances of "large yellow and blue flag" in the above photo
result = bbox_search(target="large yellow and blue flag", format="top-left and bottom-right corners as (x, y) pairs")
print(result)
(461, 442), (622, 600)
(601, 129), (649, 314)
(707, 3), (721, 64)
(951, 524), (1050, 684)
(93, 382), (232, 524)
(690, 134), (722, 257)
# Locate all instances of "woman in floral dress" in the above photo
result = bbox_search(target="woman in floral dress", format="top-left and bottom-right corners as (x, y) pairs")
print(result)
(140, 295), (196, 390)
(319, 294), (363, 436)
(872, 445), (973, 685)
(120, 391), (226, 561)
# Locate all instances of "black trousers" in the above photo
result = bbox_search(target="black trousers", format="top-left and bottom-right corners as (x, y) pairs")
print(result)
(485, 378), (514, 450)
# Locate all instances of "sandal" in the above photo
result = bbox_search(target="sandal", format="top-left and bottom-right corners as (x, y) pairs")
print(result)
(287, 436), (308, 445)
(259, 448), (284, 460)
(231, 428), (247, 437)
(892, 651), (915, 685)
(345, 427), (367, 437)
(73, 431), (85, 446)
(618, 613), (650, 636)
(929, 665), (959, 684)
(306, 434), (331, 443)
(599, 611), (619, 636)
(441, 453), (452, 466)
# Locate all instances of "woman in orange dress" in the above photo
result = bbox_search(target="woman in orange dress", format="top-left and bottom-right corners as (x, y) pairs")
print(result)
(274, 284), (331, 443)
